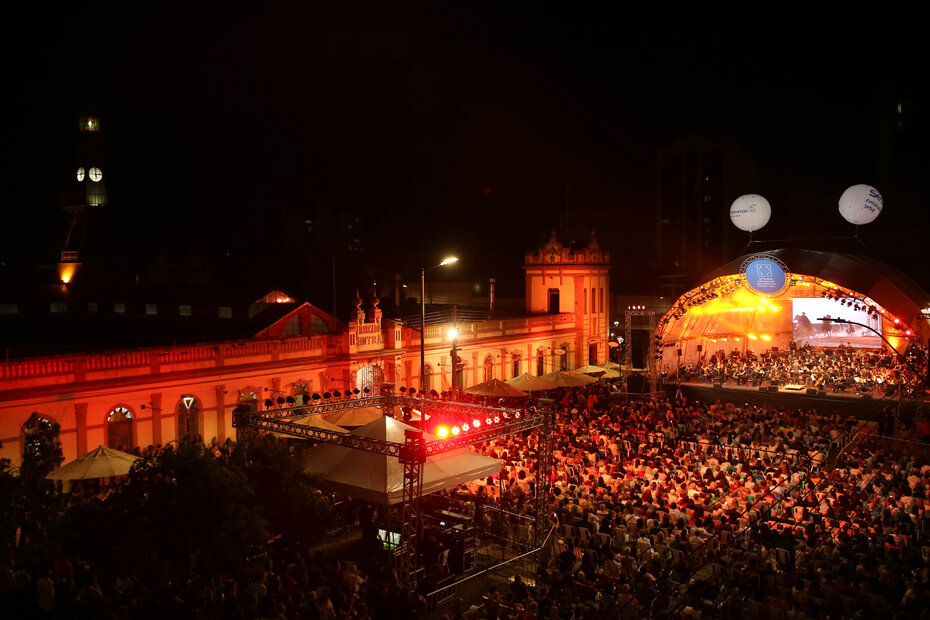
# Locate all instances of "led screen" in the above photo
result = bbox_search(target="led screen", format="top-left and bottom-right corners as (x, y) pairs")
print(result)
(791, 298), (882, 348)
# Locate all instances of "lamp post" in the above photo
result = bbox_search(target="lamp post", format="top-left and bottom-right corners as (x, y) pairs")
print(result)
(420, 256), (458, 395)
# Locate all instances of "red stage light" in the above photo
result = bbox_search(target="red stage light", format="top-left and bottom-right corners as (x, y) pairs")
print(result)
(436, 427), (449, 439)
(451, 426), (461, 436)
(462, 423), (470, 432)
(473, 419), (481, 427)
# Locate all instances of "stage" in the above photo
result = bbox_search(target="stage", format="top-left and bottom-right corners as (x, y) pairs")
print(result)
(661, 381), (912, 421)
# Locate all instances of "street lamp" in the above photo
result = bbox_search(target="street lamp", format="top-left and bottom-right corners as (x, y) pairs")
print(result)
(421, 256), (459, 395)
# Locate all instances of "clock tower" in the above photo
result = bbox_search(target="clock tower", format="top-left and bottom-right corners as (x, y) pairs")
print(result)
(59, 115), (108, 283)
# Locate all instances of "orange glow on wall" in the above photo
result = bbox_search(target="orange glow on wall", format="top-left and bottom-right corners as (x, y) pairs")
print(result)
(58, 262), (80, 284)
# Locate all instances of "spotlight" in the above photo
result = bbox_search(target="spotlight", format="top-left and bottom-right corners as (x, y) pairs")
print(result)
(312, 393), (321, 400)
(333, 390), (341, 398)
(264, 399), (274, 408)
(276, 397), (285, 405)
(286, 396), (296, 405)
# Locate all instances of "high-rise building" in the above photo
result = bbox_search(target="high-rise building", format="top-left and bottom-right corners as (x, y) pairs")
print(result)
(655, 135), (758, 294)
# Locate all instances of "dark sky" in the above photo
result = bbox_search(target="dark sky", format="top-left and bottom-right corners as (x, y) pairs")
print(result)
(4, 5), (928, 307)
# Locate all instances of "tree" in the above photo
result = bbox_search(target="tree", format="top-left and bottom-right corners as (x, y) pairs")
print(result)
(227, 433), (335, 543)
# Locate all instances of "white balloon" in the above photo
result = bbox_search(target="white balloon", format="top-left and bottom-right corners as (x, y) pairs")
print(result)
(729, 194), (771, 232)
(839, 184), (883, 225)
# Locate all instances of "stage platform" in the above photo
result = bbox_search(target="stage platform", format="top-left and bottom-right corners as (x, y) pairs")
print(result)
(662, 381), (910, 421)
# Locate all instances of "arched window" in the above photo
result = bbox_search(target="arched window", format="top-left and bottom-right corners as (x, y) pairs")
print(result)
(22, 413), (60, 468)
(599, 287), (604, 313)
(239, 391), (259, 412)
(356, 365), (385, 396)
(591, 288), (596, 313)
(106, 406), (134, 452)
(537, 350), (546, 376)
(483, 355), (495, 382)
(177, 396), (201, 442)
(422, 364), (433, 393)
(512, 354), (521, 378)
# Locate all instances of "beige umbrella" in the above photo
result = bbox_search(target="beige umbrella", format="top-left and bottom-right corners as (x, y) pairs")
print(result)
(506, 372), (559, 392)
(272, 414), (349, 438)
(465, 378), (528, 397)
(46, 445), (140, 480)
(600, 369), (621, 379)
(574, 364), (608, 376)
(603, 362), (621, 370)
(540, 370), (598, 387)
(322, 406), (386, 427)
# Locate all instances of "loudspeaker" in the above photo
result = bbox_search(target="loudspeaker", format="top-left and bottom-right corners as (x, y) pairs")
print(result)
(767, 386), (779, 392)
(806, 389), (817, 395)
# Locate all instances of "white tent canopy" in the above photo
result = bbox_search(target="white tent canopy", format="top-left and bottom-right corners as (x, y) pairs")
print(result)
(304, 416), (500, 505)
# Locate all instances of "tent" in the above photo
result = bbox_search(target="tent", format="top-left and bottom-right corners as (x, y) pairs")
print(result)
(304, 417), (500, 505)
(272, 414), (349, 438)
(465, 378), (528, 397)
(506, 372), (559, 392)
(539, 370), (598, 387)
(46, 445), (140, 480)
(574, 364), (608, 376)
(323, 406), (387, 427)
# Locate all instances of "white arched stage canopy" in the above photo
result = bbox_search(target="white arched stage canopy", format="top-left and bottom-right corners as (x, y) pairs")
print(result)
(656, 249), (930, 367)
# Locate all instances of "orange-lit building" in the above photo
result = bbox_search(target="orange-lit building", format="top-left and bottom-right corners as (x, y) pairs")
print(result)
(0, 234), (610, 466)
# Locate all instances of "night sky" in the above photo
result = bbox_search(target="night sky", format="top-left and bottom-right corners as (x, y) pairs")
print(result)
(4, 5), (928, 311)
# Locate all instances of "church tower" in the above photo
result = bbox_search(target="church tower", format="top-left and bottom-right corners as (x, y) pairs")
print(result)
(59, 115), (108, 283)
(523, 231), (611, 367)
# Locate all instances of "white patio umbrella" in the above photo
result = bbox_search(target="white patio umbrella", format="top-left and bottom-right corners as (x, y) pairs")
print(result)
(46, 445), (140, 480)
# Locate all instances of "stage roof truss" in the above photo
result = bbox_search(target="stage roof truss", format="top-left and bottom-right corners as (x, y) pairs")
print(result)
(234, 396), (544, 457)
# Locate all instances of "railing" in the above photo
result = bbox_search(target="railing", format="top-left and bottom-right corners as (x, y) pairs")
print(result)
(0, 335), (333, 383)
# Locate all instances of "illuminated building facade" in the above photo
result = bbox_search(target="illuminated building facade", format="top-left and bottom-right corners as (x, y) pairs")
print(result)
(0, 234), (610, 466)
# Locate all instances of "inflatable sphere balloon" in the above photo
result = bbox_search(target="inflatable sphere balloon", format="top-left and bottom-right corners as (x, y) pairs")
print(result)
(838, 184), (883, 225)
(729, 194), (772, 232)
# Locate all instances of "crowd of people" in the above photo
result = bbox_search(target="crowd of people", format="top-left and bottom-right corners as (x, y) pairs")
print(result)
(3, 369), (930, 619)
(679, 342), (928, 397)
(451, 382), (930, 618)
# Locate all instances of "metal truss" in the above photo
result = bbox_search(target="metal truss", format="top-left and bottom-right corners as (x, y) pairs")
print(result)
(624, 309), (658, 392)
(232, 392), (556, 587)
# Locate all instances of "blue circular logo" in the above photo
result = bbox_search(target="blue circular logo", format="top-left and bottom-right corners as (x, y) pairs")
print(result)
(745, 258), (787, 295)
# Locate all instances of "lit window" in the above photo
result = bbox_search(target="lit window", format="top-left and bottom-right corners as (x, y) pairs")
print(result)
(145, 304), (157, 315)
(114, 303), (125, 314)
(179, 305), (191, 316)
(219, 307), (232, 318)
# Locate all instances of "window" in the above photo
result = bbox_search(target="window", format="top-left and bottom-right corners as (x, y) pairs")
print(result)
(311, 315), (329, 334)
(583, 288), (587, 313)
(22, 413), (60, 466)
(145, 304), (158, 315)
(87, 302), (98, 313)
(548, 289), (560, 315)
(537, 351), (545, 376)
(114, 303), (125, 314)
(283, 315), (301, 337)
(512, 355), (521, 378)
(50, 302), (67, 313)
(591, 289), (596, 313)
(178, 396), (201, 441)
(179, 305), (192, 317)
(483, 355), (495, 382)
(599, 288), (604, 313)
(219, 307), (232, 319)
(106, 406), (134, 452)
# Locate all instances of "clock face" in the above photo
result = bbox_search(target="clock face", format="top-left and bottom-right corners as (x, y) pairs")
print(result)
(88, 167), (102, 182)
(76, 167), (85, 182)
